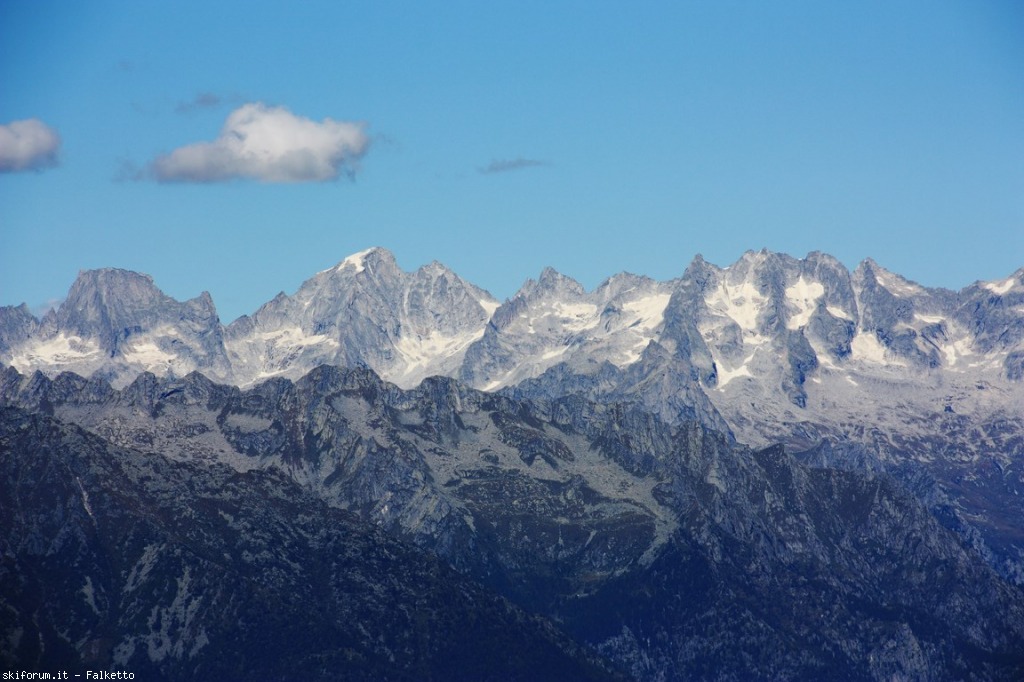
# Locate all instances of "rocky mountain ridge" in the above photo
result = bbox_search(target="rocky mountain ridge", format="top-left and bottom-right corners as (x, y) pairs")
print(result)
(5, 248), (1021, 392)
(3, 365), (1024, 679)
(0, 399), (620, 681)
(3, 248), (1021, 585)
(5, 248), (1021, 448)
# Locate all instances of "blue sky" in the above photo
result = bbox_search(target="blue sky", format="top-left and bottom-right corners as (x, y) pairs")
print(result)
(1, 0), (1022, 322)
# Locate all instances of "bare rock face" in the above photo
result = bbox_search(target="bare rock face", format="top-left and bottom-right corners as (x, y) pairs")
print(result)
(3, 248), (1024, 677)
(224, 247), (499, 388)
(4, 250), (1022, 438)
(4, 366), (1024, 680)
(0, 401), (622, 681)
(1, 268), (231, 387)
(0, 303), (38, 355)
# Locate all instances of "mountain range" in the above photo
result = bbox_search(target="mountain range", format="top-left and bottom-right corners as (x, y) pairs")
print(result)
(2, 247), (1023, 679)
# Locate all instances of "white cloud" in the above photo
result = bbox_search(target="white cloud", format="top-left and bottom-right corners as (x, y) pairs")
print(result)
(149, 103), (370, 183)
(0, 119), (61, 173)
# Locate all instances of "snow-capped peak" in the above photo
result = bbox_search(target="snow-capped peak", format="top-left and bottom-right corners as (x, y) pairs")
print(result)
(334, 246), (383, 274)
(984, 275), (1018, 296)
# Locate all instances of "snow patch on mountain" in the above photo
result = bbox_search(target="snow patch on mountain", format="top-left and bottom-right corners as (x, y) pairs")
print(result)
(850, 332), (903, 366)
(615, 292), (672, 364)
(10, 334), (102, 372)
(704, 279), (766, 333)
(121, 340), (178, 369)
(785, 277), (824, 329)
(716, 354), (755, 388)
(478, 297), (500, 318)
(874, 269), (925, 297)
(548, 301), (600, 332)
(622, 293), (672, 330)
(985, 276), (1017, 296)
(393, 327), (486, 385)
(257, 326), (339, 349)
(826, 305), (853, 320)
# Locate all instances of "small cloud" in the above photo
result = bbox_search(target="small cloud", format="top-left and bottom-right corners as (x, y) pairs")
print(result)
(144, 102), (370, 183)
(0, 119), (61, 173)
(478, 157), (549, 174)
(176, 92), (222, 113)
(175, 92), (238, 114)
